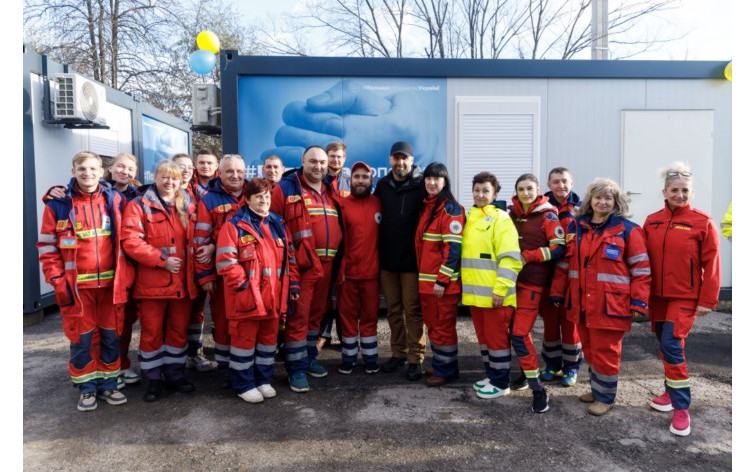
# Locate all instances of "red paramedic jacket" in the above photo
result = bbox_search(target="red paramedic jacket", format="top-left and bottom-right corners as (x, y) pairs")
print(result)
(121, 185), (198, 300)
(643, 203), (721, 308)
(551, 214), (651, 332)
(193, 178), (245, 286)
(216, 206), (299, 320)
(414, 195), (465, 295)
(271, 168), (342, 278)
(508, 195), (566, 288)
(338, 193), (382, 281)
(37, 179), (132, 322)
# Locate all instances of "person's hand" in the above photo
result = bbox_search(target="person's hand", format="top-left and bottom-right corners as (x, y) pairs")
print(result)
(196, 244), (215, 265)
(163, 256), (182, 274)
(48, 186), (66, 199)
(202, 281), (214, 293)
(695, 305), (712, 317)
(261, 79), (440, 164)
(290, 292), (300, 301)
(433, 283), (445, 298)
(492, 294), (504, 308)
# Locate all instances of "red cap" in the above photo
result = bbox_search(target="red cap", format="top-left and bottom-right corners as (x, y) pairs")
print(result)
(351, 161), (372, 173)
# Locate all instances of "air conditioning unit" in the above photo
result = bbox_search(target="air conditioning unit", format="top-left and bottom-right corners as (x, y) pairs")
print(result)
(192, 83), (221, 127)
(50, 73), (107, 125)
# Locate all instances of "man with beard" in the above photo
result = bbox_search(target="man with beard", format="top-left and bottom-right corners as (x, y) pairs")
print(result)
(333, 162), (382, 374)
(373, 141), (427, 381)
(271, 146), (343, 392)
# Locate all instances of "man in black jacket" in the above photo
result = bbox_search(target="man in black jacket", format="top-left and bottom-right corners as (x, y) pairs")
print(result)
(373, 141), (427, 381)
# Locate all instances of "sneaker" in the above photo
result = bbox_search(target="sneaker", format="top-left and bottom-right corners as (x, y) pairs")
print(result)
(143, 380), (163, 402)
(540, 368), (562, 382)
(97, 389), (127, 406)
(165, 378), (195, 394)
(407, 363), (424, 381)
(473, 378), (490, 391)
(560, 370), (578, 387)
(532, 389), (550, 413)
(670, 409), (691, 436)
(307, 359), (329, 378)
(77, 392), (97, 412)
(289, 372), (310, 393)
(380, 357), (408, 373)
(186, 353), (216, 372)
(257, 384), (277, 399)
(510, 374), (528, 391)
(121, 368), (140, 384)
(238, 388), (264, 404)
(579, 391), (595, 403)
(476, 383), (510, 399)
(587, 401), (613, 416)
(116, 376), (126, 390)
(650, 391), (674, 412)
(338, 362), (355, 375)
(364, 362), (380, 374)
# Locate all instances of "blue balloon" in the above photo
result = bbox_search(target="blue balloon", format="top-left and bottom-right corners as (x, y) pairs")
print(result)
(189, 50), (217, 74)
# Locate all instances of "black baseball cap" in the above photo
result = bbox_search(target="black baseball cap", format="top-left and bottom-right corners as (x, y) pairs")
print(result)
(390, 141), (414, 157)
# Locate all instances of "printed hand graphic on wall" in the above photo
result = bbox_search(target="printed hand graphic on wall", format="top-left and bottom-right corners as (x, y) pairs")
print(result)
(260, 79), (440, 164)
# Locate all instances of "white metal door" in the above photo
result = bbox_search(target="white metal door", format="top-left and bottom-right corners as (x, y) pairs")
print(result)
(621, 110), (714, 225)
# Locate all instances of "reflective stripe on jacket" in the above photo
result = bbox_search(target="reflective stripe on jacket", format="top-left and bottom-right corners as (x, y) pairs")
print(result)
(460, 205), (522, 308)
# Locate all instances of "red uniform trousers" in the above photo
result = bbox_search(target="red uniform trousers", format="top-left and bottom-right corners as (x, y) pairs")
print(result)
(339, 278), (380, 365)
(187, 289), (209, 354)
(209, 281), (230, 374)
(420, 293), (459, 378)
(649, 296), (696, 409)
(136, 297), (192, 382)
(540, 283), (582, 374)
(577, 321), (624, 404)
(118, 297), (138, 369)
(470, 306), (514, 389)
(284, 261), (333, 373)
(228, 317), (279, 394)
(66, 286), (121, 394)
(511, 285), (543, 391)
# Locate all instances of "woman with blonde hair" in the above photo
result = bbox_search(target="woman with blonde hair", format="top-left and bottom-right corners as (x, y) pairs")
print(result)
(121, 160), (198, 401)
(643, 162), (721, 436)
(551, 178), (651, 416)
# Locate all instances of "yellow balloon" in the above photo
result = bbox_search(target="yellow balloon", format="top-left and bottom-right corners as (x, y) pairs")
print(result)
(197, 31), (220, 54)
(724, 61), (732, 81)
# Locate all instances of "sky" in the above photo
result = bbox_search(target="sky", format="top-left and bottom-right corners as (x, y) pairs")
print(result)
(237, 0), (732, 61)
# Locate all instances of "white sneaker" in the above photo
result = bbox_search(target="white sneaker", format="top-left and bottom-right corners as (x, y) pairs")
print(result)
(257, 384), (277, 398)
(116, 376), (125, 390)
(121, 368), (140, 384)
(187, 353), (216, 372)
(238, 388), (264, 403)
(77, 392), (97, 411)
(473, 377), (491, 391)
(475, 383), (510, 399)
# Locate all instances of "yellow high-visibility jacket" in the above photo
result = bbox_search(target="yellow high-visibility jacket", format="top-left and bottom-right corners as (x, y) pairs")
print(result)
(721, 201), (732, 240)
(460, 204), (522, 308)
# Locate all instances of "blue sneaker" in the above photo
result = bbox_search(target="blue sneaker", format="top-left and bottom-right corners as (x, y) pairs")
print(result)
(540, 368), (562, 382)
(289, 372), (310, 393)
(307, 358), (329, 378)
(560, 370), (578, 387)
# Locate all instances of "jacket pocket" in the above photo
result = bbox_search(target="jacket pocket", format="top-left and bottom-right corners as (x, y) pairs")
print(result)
(604, 285), (631, 319)
(230, 284), (267, 320)
(54, 279), (75, 308)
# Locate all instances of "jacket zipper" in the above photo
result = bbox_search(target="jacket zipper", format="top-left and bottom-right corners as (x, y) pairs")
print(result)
(661, 210), (674, 296)
(89, 194), (101, 287)
(690, 258), (694, 289)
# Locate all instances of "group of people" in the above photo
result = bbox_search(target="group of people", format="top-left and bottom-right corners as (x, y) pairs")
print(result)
(37, 140), (724, 438)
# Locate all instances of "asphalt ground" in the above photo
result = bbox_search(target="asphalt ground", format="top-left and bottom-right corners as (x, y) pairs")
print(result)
(23, 309), (732, 471)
